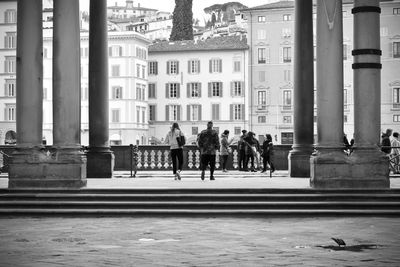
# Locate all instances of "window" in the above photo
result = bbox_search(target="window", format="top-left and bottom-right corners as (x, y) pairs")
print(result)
(282, 28), (291, 38)
(188, 59), (200, 74)
(231, 104), (244, 120)
(142, 65), (146, 79)
(136, 107), (141, 123)
(192, 127), (198, 135)
(80, 47), (89, 58)
(393, 88), (400, 109)
(136, 64), (141, 78)
(234, 127), (241, 135)
(167, 60), (179, 74)
(112, 86), (122, 99)
(284, 70), (291, 82)
(111, 109), (120, 123)
(259, 71), (266, 82)
(283, 116), (292, 123)
(394, 115), (400, 122)
(258, 48), (266, 64)
(108, 45), (122, 57)
(149, 61), (158, 75)
(394, 8), (400, 15)
(4, 32), (16, 49)
(111, 65), (120, 76)
(142, 108), (146, 124)
(5, 79), (16, 97)
(257, 29), (266, 40)
(4, 9), (16, 24)
(166, 105), (180, 121)
(166, 83), (180, 98)
(233, 60), (241, 72)
(136, 46), (147, 59)
(148, 83), (156, 98)
(149, 105), (156, 121)
(188, 105), (201, 121)
(343, 44), (348, 60)
(283, 47), (292, 63)
(231, 81), (243, 96)
(188, 82), (201, 98)
(257, 91), (267, 109)
(212, 104), (220, 120)
(283, 90), (292, 110)
(281, 132), (293, 144)
(4, 56), (16, 73)
(209, 82), (222, 97)
(258, 16), (266, 22)
(258, 116), (266, 123)
(393, 42), (400, 58)
(283, 14), (292, 21)
(4, 105), (16, 121)
(344, 89), (348, 109)
(209, 59), (222, 73)
(136, 83), (146, 101)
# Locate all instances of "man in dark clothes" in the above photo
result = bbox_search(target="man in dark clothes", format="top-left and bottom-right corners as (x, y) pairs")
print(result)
(197, 121), (220, 180)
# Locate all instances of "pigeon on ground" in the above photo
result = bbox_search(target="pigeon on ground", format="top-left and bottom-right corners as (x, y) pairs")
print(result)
(331, 237), (346, 247)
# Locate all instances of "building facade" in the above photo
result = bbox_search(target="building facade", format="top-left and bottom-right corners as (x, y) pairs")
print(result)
(241, 0), (400, 144)
(148, 36), (249, 144)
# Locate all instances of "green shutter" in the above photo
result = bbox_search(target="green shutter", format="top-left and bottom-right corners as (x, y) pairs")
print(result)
(208, 82), (211, 97)
(165, 83), (169, 98)
(155, 62), (158, 75)
(198, 105), (202, 121)
(167, 61), (170, 74)
(177, 83), (180, 98)
(197, 60), (200, 73)
(198, 83), (202, 97)
(177, 105), (181, 121)
(187, 105), (191, 120)
(188, 60), (191, 73)
(241, 104), (245, 120)
(176, 61), (179, 73)
(166, 105), (169, 121)
(230, 104), (233, 121)
(231, 82), (234, 96)
(209, 60), (212, 73)
(220, 82), (223, 97)
(219, 59), (222, 72)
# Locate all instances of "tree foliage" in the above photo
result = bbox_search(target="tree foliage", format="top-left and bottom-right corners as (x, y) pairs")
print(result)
(170, 0), (194, 41)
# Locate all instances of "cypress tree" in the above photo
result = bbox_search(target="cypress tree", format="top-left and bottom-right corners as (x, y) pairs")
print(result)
(170, 0), (193, 41)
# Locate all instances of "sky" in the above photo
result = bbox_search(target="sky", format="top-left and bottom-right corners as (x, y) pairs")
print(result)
(80, 0), (274, 24)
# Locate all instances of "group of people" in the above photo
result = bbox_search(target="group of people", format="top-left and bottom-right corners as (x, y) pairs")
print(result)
(164, 121), (275, 181)
(381, 128), (400, 173)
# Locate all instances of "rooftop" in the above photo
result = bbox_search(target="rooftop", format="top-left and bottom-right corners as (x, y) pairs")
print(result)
(149, 35), (248, 53)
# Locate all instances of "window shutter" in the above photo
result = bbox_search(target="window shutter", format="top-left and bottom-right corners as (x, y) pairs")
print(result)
(155, 62), (158, 75)
(198, 105), (202, 121)
(165, 83), (169, 98)
(208, 82), (211, 97)
(165, 105), (169, 121)
(176, 61), (179, 73)
(177, 105), (181, 121)
(220, 82), (223, 97)
(187, 83), (190, 98)
(279, 47), (283, 63)
(187, 105), (191, 120)
(177, 83), (180, 98)
(241, 82), (245, 96)
(389, 42), (393, 58)
(219, 59), (222, 72)
(154, 106), (157, 121)
(230, 104), (233, 121)
(167, 61), (170, 74)
(198, 83), (202, 97)
(266, 48), (270, 63)
(197, 60), (200, 73)
(188, 60), (191, 73)
(241, 104), (245, 120)
(119, 46), (122, 56)
(230, 82), (234, 96)
(209, 60), (212, 73)
(4, 84), (7, 96)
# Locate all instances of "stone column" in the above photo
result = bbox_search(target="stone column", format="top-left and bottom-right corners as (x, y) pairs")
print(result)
(87, 0), (114, 178)
(288, 0), (314, 178)
(350, 0), (389, 187)
(50, 0), (86, 187)
(8, 0), (44, 188)
(310, 0), (350, 188)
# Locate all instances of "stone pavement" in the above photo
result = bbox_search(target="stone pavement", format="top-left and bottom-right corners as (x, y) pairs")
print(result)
(0, 216), (400, 266)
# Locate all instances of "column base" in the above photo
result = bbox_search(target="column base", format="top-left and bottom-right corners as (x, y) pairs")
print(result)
(86, 148), (114, 178)
(288, 147), (313, 178)
(8, 147), (87, 189)
(310, 147), (390, 188)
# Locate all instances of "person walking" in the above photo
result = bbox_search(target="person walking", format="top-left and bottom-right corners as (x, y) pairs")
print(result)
(165, 122), (185, 180)
(381, 128), (393, 154)
(197, 121), (220, 180)
(238, 130), (247, 171)
(220, 130), (231, 172)
(261, 134), (275, 174)
(243, 131), (259, 172)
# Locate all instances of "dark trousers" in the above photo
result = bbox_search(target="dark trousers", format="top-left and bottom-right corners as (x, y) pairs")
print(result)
(238, 149), (246, 170)
(221, 155), (228, 170)
(170, 148), (183, 174)
(244, 154), (254, 170)
(201, 154), (216, 177)
(262, 155), (275, 172)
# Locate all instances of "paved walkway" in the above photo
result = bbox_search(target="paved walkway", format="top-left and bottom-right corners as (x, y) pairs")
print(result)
(1, 170), (400, 189)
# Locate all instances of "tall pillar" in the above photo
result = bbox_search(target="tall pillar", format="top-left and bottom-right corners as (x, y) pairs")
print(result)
(49, 0), (86, 187)
(349, 0), (389, 187)
(310, 0), (350, 188)
(87, 0), (114, 178)
(288, 0), (314, 178)
(8, 0), (45, 188)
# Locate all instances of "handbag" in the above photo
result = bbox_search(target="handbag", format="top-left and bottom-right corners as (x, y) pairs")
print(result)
(176, 134), (186, 147)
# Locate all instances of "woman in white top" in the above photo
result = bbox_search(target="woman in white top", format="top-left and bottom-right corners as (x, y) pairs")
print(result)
(165, 122), (185, 180)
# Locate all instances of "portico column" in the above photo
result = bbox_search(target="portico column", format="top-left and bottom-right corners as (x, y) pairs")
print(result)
(87, 0), (115, 178)
(288, 0), (314, 178)
(350, 0), (389, 187)
(50, 0), (86, 187)
(310, 0), (349, 188)
(8, 0), (44, 188)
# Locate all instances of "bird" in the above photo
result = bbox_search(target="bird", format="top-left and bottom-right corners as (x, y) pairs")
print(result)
(331, 237), (346, 247)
